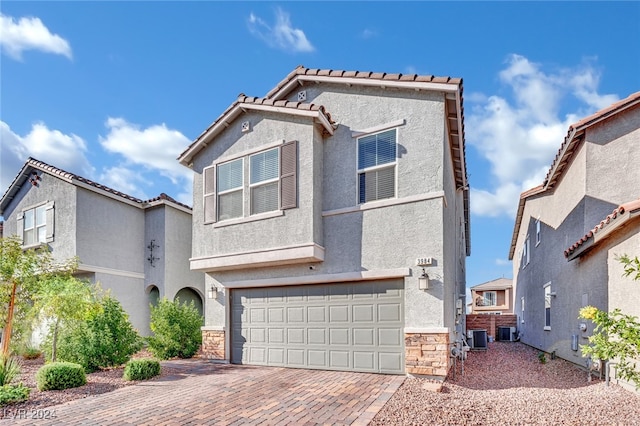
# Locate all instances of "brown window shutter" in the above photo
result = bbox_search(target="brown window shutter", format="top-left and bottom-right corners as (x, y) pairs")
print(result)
(280, 141), (298, 210)
(203, 165), (216, 223)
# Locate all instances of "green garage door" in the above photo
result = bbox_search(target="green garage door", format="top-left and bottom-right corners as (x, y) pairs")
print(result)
(231, 279), (404, 374)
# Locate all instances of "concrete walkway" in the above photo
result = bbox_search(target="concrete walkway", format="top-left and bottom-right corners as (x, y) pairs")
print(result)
(6, 360), (405, 425)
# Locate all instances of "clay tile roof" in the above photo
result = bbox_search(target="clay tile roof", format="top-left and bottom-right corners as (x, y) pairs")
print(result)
(564, 198), (640, 259)
(144, 192), (192, 210)
(0, 157), (191, 214)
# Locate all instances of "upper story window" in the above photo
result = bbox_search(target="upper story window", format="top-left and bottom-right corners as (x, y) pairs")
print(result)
(483, 291), (497, 306)
(250, 148), (279, 215)
(17, 201), (54, 246)
(535, 218), (541, 246)
(357, 129), (397, 204)
(203, 141), (298, 224)
(521, 235), (530, 269)
(217, 158), (244, 221)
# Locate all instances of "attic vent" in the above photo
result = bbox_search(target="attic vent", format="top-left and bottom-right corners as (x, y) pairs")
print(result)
(297, 90), (307, 102)
(241, 121), (250, 133)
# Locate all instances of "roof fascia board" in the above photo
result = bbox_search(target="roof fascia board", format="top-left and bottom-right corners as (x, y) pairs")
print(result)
(145, 199), (192, 214)
(271, 75), (459, 100)
(241, 103), (334, 135)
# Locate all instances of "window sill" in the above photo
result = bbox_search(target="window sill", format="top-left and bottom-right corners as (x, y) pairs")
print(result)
(213, 210), (284, 228)
(322, 191), (445, 217)
(21, 242), (48, 251)
(543, 326), (551, 331)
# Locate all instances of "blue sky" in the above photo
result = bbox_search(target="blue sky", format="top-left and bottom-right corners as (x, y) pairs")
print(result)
(1, 2), (639, 292)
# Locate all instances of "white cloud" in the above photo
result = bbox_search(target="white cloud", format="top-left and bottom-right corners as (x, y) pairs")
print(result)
(495, 258), (511, 266)
(0, 120), (93, 191)
(99, 117), (193, 199)
(468, 54), (619, 218)
(0, 13), (72, 60)
(360, 29), (377, 40)
(98, 166), (149, 201)
(248, 8), (314, 53)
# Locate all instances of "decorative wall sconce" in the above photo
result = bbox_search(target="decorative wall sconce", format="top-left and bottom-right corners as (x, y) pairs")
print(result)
(418, 268), (429, 290)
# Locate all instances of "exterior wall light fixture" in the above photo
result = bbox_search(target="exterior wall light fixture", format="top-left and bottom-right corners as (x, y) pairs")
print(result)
(207, 285), (218, 299)
(418, 268), (429, 290)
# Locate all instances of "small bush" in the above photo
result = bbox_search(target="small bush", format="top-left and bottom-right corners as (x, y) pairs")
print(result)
(0, 355), (21, 386)
(52, 297), (142, 372)
(0, 383), (31, 405)
(21, 346), (42, 360)
(537, 352), (547, 364)
(123, 358), (161, 381)
(36, 362), (86, 391)
(147, 298), (203, 359)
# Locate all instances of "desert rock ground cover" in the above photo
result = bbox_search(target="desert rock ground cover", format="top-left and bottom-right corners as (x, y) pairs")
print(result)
(372, 341), (640, 425)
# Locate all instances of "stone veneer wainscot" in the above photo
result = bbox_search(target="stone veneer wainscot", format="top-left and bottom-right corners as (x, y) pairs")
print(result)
(405, 332), (450, 376)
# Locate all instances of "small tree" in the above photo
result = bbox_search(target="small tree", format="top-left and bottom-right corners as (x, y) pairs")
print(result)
(0, 236), (77, 355)
(147, 298), (203, 359)
(31, 276), (100, 361)
(579, 254), (640, 388)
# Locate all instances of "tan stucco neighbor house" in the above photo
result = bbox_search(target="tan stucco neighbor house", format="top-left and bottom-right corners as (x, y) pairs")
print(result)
(470, 278), (513, 315)
(0, 158), (204, 336)
(179, 66), (470, 376)
(509, 92), (640, 390)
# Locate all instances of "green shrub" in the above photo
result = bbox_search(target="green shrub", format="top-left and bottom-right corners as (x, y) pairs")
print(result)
(537, 352), (547, 364)
(0, 383), (31, 405)
(147, 298), (203, 359)
(0, 355), (21, 386)
(123, 358), (161, 381)
(36, 362), (86, 391)
(21, 345), (42, 360)
(52, 297), (142, 372)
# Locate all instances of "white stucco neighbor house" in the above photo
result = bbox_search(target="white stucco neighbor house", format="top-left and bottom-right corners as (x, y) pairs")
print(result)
(178, 66), (470, 376)
(0, 158), (204, 336)
(509, 92), (640, 389)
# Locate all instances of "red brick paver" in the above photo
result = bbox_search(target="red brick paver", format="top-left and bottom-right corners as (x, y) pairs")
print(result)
(5, 360), (404, 425)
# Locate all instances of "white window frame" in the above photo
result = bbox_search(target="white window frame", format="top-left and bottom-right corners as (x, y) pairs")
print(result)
(249, 147), (280, 216)
(521, 296), (525, 323)
(544, 283), (551, 330)
(216, 158), (244, 222)
(483, 291), (497, 307)
(23, 204), (47, 246)
(535, 218), (541, 246)
(356, 128), (398, 205)
(522, 235), (530, 269)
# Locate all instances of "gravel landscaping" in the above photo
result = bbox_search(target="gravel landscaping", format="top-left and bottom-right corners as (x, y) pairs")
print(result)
(372, 341), (640, 425)
(0, 351), (181, 419)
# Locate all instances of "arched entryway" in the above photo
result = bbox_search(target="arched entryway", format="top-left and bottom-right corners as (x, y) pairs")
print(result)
(147, 285), (160, 307)
(174, 287), (203, 317)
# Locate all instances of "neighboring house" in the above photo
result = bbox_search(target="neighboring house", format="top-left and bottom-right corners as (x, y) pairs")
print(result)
(0, 158), (204, 336)
(470, 278), (513, 314)
(509, 93), (640, 383)
(178, 66), (470, 376)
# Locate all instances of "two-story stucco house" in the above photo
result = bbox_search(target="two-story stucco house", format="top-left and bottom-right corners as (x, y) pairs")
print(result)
(509, 92), (640, 385)
(470, 278), (513, 315)
(179, 66), (470, 376)
(0, 158), (204, 336)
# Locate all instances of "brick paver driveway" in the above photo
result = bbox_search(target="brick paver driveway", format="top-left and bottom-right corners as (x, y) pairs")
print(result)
(7, 360), (404, 425)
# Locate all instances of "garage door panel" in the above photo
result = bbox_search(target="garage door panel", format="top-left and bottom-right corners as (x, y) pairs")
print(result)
(308, 328), (326, 345)
(378, 303), (402, 322)
(353, 305), (374, 322)
(287, 306), (305, 322)
(231, 280), (404, 374)
(329, 305), (349, 322)
(353, 352), (375, 370)
(379, 328), (402, 346)
(353, 328), (375, 345)
(308, 350), (327, 367)
(287, 328), (305, 344)
(379, 352), (402, 372)
(330, 351), (350, 368)
(330, 328), (349, 345)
